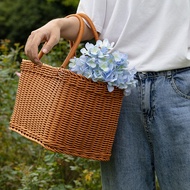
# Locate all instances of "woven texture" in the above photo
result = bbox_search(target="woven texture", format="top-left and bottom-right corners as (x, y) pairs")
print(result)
(9, 13), (123, 161)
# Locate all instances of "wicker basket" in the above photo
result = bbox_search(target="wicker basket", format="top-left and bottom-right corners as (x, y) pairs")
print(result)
(9, 13), (123, 161)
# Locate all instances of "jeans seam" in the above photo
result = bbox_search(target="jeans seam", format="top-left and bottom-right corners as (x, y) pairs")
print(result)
(143, 117), (154, 153)
(140, 77), (155, 153)
(170, 77), (190, 99)
(143, 117), (156, 190)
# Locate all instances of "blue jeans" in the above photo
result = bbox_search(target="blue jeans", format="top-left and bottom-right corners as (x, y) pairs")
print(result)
(101, 68), (190, 190)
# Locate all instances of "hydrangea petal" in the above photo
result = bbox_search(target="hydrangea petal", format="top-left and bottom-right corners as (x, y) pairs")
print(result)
(90, 46), (100, 55)
(85, 42), (94, 50)
(107, 85), (114, 92)
(86, 58), (97, 68)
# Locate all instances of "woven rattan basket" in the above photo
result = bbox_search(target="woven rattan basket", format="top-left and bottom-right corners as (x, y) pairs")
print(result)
(9, 13), (123, 161)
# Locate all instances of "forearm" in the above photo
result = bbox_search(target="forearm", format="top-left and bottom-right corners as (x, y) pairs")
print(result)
(52, 16), (94, 41)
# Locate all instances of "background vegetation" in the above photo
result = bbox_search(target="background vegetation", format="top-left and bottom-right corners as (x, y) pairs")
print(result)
(0, 0), (78, 45)
(0, 0), (102, 189)
(0, 0), (160, 189)
(0, 39), (102, 190)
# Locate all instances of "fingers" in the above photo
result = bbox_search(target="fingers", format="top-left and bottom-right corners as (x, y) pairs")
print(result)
(25, 30), (44, 64)
(25, 26), (60, 65)
(41, 35), (60, 54)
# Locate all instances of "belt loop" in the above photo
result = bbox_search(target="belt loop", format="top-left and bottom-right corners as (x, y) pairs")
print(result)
(138, 72), (147, 80)
(166, 70), (172, 79)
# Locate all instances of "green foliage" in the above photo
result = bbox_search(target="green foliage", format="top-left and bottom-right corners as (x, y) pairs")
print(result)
(47, 0), (79, 7)
(0, 40), (101, 190)
(0, 0), (79, 44)
(18, 153), (101, 190)
(0, 39), (23, 126)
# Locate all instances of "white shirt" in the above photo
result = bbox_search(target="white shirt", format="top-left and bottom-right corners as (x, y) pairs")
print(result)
(77, 0), (190, 72)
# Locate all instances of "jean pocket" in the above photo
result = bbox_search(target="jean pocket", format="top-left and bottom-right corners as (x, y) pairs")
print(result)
(170, 68), (190, 99)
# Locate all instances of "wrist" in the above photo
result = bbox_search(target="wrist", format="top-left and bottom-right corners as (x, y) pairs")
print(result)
(58, 17), (80, 40)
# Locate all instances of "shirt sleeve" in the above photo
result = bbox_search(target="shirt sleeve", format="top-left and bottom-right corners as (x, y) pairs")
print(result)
(76, 0), (106, 34)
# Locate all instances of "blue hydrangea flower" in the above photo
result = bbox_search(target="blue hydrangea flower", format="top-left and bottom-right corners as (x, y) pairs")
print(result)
(69, 39), (137, 96)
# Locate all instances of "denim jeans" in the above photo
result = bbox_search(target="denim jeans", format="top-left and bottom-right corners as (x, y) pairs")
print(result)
(101, 67), (190, 190)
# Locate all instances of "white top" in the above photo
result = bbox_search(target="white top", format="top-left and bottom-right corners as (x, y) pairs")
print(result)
(77, 0), (190, 72)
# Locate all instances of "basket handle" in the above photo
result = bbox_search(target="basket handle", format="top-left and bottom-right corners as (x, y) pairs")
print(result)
(61, 13), (99, 68)
(77, 13), (99, 41)
(38, 13), (99, 69)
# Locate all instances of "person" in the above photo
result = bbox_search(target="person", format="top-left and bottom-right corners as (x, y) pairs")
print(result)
(25, 0), (190, 189)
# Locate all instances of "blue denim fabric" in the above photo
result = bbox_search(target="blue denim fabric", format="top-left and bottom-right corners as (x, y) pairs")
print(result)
(101, 67), (190, 190)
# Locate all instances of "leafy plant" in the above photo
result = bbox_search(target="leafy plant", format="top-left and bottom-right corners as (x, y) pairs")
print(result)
(0, 39), (102, 190)
(0, 0), (79, 44)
